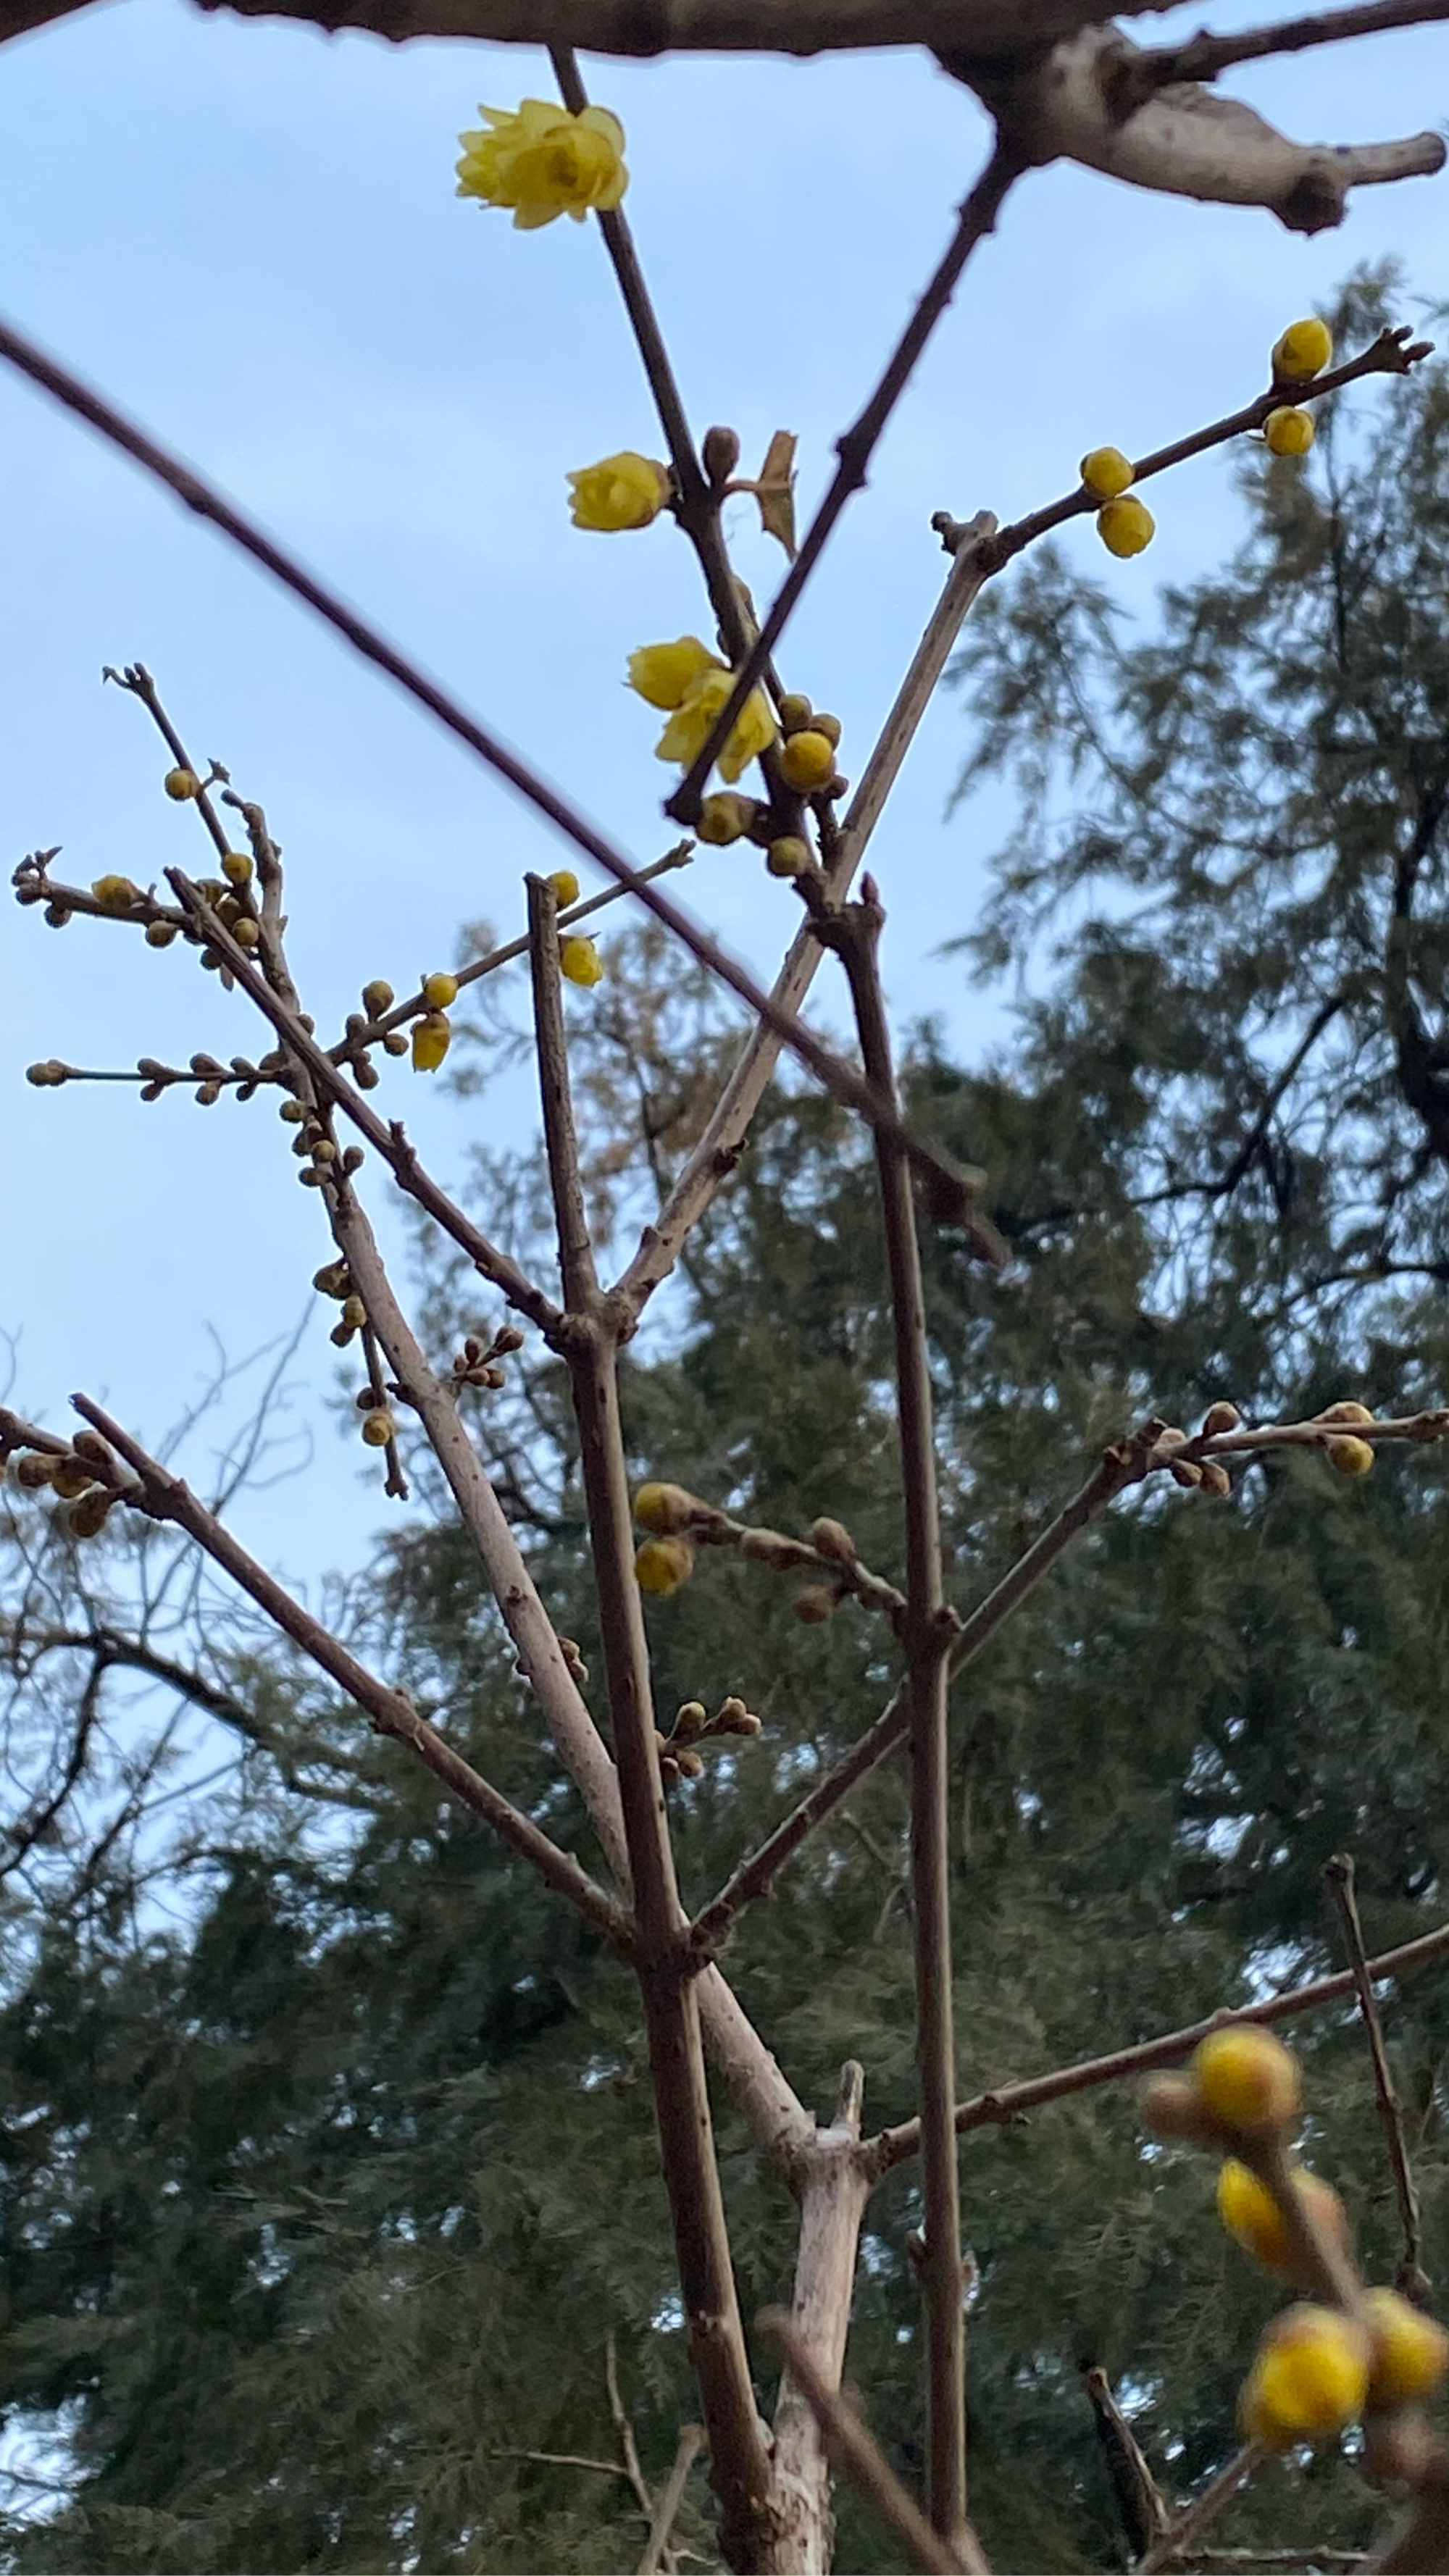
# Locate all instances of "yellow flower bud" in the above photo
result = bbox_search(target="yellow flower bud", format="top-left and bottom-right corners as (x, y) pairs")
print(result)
(653, 666), (778, 785)
(627, 636), (720, 711)
(1240, 2305), (1369, 2449)
(1318, 1400), (1374, 1423)
(342, 1295), (367, 1328)
(412, 1011), (452, 1072)
(767, 837), (811, 879)
(1216, 2159), (1348, 2279)
(233, 918), (259, 948)
(146, 919), (178, 948)
(1328, 1437), (1374, 1477)
(1273, 317), (1333, 381)
(1080, 446), (1135, 501)
(91, 874), (141, 914)
(164, 766), (200, 800)
(1192, 2026), (1300, 2132)
(634, 1536), (694, 1596)
(362, 979), (396, 1018)
(777, 693), (814, 733)
(560, 936), (604, 988)
(1264, 406), (1315, 458)
(456, 99), (628, 230)
(361, 1409), (396, 1447)
(547, 870), (580, 908)
(1363, 2288), (1449, 2409)
(697, 793), (755, 846)
(221, 850), (254, 885)
(634, 1481), (700, 1535)
(567, 451), (671, 532)
(422, 971), (459, 1009)
(1097, 495), (1155, 559)
(778, 729), (837, 793)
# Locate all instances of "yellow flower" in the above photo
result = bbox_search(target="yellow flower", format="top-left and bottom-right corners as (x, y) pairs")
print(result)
(412, 1010), (452, 1071)
(560, 935), (604, 987)
(627, 636), (720, 711)
(1240, 2305), (1369, 2449)
(1192, 2026), (1300, 2132)
(456, 100), (627, 230)
(635, 1536), (694, 1596)
(1363, 2288), (1449, 2408)
(1097, 495), (1155, 559)
(778, 728), (836, 793)
(422, 971), (459, 1008)
(567, 451), (670, 532)
(1080, 445), (1135, 501)
(1264, 406), (1315, 457)
(547, 869), (580, 906)
(1216, 2159), (1348, 2279)
(656, 664), (779, 785)
(1273, 317), (1333, 381)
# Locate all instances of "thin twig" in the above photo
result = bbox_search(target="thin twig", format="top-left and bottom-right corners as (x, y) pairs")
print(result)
(1137, 2448), (1262, 2576)
(62, 1396), (632, 1949)
(869, 1917), (1449, 2173)
(1081, 2365), (1170, 2560)
(0, 313), (998, 1246)
(606, 2330), (675, 2571)
(1131, 0), (1449, 94)
(664, 139), (1022, 823)
(636, 2425), (706, 2576)
(1324, 1852), (1425, 2291)
(832, 890), (965, 2546)
(757, 2311), (987, 2576)
(692, 1424), (1161, 1952)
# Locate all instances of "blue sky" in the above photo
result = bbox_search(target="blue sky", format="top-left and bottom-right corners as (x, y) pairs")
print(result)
(1, 0), (1445, 1582)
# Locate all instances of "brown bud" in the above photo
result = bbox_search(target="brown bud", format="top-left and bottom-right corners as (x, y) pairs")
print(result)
(1169, 1458), (1203, 1489)
(311, 1138), (337, 1164)
(67, 1488), (114, 1540)
(342, 1147), (364, 1175)
(43, 903), (72, 928)
(731, 1710), (764, 1736)
(15, 1451), (58, 1489)
(793, 1585), (837, 1625)
(72, 1431), (114, 1468)
(1140, 2073), (1212, 2143)
(702, 424), (741, 486)
(362, 979), (395, 1018)
(145, 919), (179, 948)
(330, 1321), (357, 1348)
(496, 1327), (525, 1354)
(777, 693), (814, 734)
(50, 1459), (96, 1500)
(1198, 1460), (1232, 1500)
(811, 712), (843, 748)
(1316, 1399), (1375, 1426)
(673, 1747), (706, 1779)
(672, 1701), (708, 1743)
(806, 1515), (856, 1564)
(316, 1263), (353, 1297)
(1201, 1400), (1242, 1437)
(355, 1057), (381, 1089)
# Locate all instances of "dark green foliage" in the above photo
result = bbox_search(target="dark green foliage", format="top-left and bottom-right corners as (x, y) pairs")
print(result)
(2, 272), (1447, 2573)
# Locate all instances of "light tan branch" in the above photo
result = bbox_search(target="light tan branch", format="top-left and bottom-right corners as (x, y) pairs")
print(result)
(758, 2311), (987, 2576)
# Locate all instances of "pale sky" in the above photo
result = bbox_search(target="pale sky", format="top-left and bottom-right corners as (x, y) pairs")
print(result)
(1, 0), (1444, 1582)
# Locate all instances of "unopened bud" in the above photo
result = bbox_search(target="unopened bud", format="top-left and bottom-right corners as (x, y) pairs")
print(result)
(793, 1585), (837, 1625)
(702, 425), (741, 486)
(672, 1701), (708, 1742)
(362, 979), (395, 1018)
(806, 1516), (856, 1564)
(1169, 1458), (1204, 1489)
(15, 1452), (57, 1489)
(740, 1527), (812, 1570)
(1198, 1460), (1232, 1499)
(67, 1488), (114, 1539)
(1201, 1401), (1242, 1437)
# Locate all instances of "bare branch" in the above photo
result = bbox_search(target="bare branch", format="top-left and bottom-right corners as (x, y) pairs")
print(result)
(1132, 0), (1449, 94)
(64, 1396), (634, 1948)
(1137, 2449), (1261, 2576)
(637, 2425), (706, 2576)
(870, 1916), (1449, 2173)
(830, 889), (965, 2547)
(757, 2311), (987, 2576)
(1324, 1852), (1426, 2293)
(664, 140), (1022, 824)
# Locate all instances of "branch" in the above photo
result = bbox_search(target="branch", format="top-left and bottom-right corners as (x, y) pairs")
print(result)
(1324, 1852), (1425, 2293)
(869, 1915), (1449, 2173)
(692, 1423), (1161, 1952)
(1137, 2449), (1261, 2576)
(63, 1397), (633, 1948)
(0, 1653), (104, 1883)
(0, 316), (1000, 1255)
(832, 890), (966, 2548)
(663, 140), (1022, 824)
(968, 22), (1444, 233)
(770, 2063), (874, 2574)
(757, 2312), (987, 2576)
(1132, 0), (1449, 93)
(528, 952), (775, 2569)
(636, 2425), (706, 2576)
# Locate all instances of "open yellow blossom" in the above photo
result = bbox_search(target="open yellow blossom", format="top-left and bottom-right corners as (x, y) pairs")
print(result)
(567, 451), (670, 532)
(656, 664), (779, 785)
(627, 636), (720, 711)
(456, 101), (627, 229)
